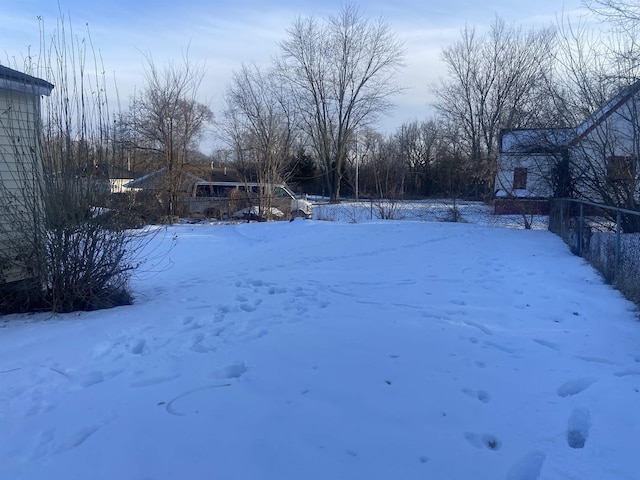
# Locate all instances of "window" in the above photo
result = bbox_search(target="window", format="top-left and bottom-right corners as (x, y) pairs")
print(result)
(274, 187), (291, 198)
(195, 185), (212, 197)
(606, 156), (634, 185)
(239, 185), (259, 195)
(513, 167), (528, 190)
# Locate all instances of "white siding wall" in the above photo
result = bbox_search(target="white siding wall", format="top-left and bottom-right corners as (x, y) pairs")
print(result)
(495, 153), (555, 198)
(572, 96), (640, 203)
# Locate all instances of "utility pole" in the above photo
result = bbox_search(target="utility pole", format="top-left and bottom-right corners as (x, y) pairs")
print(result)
(355, 132), (359, 201)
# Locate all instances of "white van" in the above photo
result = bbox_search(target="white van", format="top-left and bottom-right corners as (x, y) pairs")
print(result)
(188, 181), (313, 220)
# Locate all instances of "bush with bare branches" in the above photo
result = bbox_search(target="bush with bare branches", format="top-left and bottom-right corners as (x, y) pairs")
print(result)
(0, 16), (157, 314)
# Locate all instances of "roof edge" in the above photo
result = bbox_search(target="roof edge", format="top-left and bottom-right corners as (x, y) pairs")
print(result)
(0, 65), (54, 96)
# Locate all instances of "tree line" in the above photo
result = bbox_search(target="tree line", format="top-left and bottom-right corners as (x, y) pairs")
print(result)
(1, 0), (638, 312)
(96, 0), (639, 216)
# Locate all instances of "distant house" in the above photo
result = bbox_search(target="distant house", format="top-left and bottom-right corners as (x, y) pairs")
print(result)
(0, 65), (54, 283)
(495, 79), (640, 213)
(495, 128), (573, 197)
(107, 165), (137, 194)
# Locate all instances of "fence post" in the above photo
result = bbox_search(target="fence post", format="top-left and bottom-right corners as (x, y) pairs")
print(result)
(615, 209), (622, 280)
(578, 202), (584, 256)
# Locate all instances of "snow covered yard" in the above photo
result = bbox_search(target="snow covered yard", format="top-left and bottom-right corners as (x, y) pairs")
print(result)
(1, 219), (639, 479)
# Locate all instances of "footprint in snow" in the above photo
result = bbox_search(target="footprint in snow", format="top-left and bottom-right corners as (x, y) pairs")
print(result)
(483, 340), (517, 354)
(476, 389), (491, 403)
(462, 387), (491, 403)
(556, 378), (596, 397)
(214, 305), (231, 322)
(211, 361), (247, 380)
(268, 286), (287, 295)
(240, 303), (257, 313)
(533, 338), (559, 351)
(464, 432), (501, 450)
(34, 423), (104, 458)
(567, 407), (591, 449)
(505, 451), (546, 480)
(575, 355), (619, 366)
(182, 320), (203, 332)
(78, 371), (105, 388)
(190, 333), (216, 353)
(54, 425), (101, 454)
(129, 339), (147, 355)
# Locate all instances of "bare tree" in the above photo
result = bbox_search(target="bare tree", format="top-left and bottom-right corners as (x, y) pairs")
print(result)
(394, 120), (446, 196)
(278, 4), (405, 202)
(222, 63), (297, 218)
(550, 13), (640, 229)
(586, 0), (640, 25)
(581, 0), (640, 83)
(434, 17), (556, 198)
(129, 53), (212, 220)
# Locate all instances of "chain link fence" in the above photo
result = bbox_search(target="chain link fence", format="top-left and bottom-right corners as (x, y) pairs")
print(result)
(549, 198), (640, 305)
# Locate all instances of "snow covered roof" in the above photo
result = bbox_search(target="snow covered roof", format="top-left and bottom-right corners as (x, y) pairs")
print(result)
(0, 65), (54, 96)
(501, 79), (640, 155)
(574, 78), (640, 141)
(500, 128), (574, 154)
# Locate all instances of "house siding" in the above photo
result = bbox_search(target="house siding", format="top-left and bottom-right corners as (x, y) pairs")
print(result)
(571, 95), (640, 205)
(0, 87), (46, 283)
(495, 153), (555, 198)
(495, 81), (640, 211)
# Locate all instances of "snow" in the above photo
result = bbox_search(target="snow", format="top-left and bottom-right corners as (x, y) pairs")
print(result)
(312, 199), (550, 229)
(1, 213), (639, 480)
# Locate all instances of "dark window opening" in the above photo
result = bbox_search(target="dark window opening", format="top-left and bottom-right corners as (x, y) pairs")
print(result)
(513, 167), (528, 190)
(195, 185), (210, 197)
(606, 156), (635, 184)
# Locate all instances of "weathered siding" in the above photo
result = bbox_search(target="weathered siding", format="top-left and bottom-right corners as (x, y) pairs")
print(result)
(0, 89), (44, 283)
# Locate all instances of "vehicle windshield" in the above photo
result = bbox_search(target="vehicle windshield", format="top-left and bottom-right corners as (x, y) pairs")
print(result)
(274, 186), (293, 198)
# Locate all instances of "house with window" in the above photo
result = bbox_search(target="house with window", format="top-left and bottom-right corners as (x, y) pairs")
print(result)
(494, 128), (573, 214)
(495, 79), (640, 213)
(570, 80), (640, 210)
(0, 65), (54, 283)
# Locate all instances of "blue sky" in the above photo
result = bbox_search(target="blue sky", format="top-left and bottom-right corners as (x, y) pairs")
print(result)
(2, 0), (588, 148)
